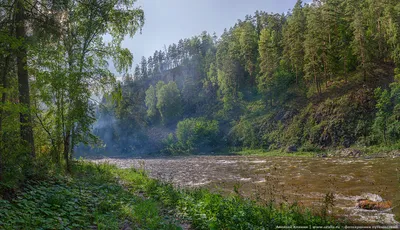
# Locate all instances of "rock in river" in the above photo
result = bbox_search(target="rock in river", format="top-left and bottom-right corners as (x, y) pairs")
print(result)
(357, 193), (392, 211)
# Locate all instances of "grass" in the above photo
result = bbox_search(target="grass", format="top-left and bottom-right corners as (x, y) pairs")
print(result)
(0, 161), (340, 229)
(233, 149), (318, 157)
(233, 145), (400, 159)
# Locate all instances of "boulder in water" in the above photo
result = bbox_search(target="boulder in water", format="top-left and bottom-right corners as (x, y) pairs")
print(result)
(357, 200), (392, 211)
(357, 193), (391, 211)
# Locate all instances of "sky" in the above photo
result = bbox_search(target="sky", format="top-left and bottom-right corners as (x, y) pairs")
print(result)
(120, 0), (298, 68)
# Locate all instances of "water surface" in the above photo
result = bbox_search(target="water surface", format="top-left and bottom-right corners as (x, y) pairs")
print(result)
(92, 155), (400, 225)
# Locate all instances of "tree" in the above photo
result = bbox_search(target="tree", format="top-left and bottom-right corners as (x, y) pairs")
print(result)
(347, 0), (371, 82)
(304, 3), (323, 94)
(156, 81), (182, 124)
(158, 50), (166, 71)
(140, 56), (148, 80)
(383, 1), (400, 67)
(134, 65), (141, 80)
(147, 56), (153, 76)
(366, 0), (388, 61)
(236, 21), (258, 84)
(152, 50), (160, 74)
(283, 0), (306, 84)
(15, 0), (37, 159)
(216, 29), (245, 114)
(373, 88), (392, 144)
(0, 2), (15, 181)
(145, 85), (157, 119)
(258, 27), (280, 103)
(31, 0), (144, 171)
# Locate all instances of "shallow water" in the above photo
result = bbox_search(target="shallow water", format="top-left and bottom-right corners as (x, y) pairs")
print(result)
(91, 155), (400, 225)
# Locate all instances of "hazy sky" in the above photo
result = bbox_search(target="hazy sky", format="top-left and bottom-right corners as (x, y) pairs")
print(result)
(122, 0), (298, 67)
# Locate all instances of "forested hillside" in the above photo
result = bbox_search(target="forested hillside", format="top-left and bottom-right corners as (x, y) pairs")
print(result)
(88, 0), (400, 156)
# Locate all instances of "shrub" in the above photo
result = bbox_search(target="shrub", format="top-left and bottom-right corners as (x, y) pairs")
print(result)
(175, 118), (219, 152)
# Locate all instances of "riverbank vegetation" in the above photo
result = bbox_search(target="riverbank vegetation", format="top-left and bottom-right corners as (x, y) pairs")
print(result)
(1, 162), (338, 229)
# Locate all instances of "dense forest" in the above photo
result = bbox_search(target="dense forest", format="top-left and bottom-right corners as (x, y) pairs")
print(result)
(86, 0), (400, 156)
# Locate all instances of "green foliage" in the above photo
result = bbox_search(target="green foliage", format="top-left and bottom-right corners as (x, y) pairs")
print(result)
(175, 118), (219, 152)
(372, 87), (400, 145)
(145, 85), (158, 119)
(1, 0), (145, 189)
(156, 81), (183, 124)
(237, 21), (259, 79)
(372, 88), (392, 144)
(0, 162), (179, 230)
(228, 85), (380, 151)
(283, 0), (306, 82)
(258, 27), (281, 98)
(229, 118), (259, 148)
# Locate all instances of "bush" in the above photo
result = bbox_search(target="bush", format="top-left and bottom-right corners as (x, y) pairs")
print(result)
(174, 118), (219, 153)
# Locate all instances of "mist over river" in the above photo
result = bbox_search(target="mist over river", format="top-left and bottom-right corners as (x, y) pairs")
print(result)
(91, 155), (400, 225)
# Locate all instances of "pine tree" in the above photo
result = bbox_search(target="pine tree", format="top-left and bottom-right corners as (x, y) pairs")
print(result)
(140, 57), (148, 80)
(304, 3), (323, 94)
(236, 21), (258, 85)
(258, 27), (280, 102)
(283, 0), (306, 84)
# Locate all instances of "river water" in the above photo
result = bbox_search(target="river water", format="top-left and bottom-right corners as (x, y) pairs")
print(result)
(91, 155), (400, 225)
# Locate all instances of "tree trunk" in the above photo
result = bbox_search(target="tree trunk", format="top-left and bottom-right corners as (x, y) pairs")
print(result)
(16, 0), (35, 158)
(70, 127), (75, 162)
(0, 54), (10, 182)
(343, 55), (347, 83)
(313, 56), (321, 95)
(323, 43), (328, 88)
(63, 130), (71, 173)
(359, 39), (367, 83)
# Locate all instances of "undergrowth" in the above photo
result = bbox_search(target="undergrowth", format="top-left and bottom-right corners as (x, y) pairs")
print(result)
(0, 162), (180, 230)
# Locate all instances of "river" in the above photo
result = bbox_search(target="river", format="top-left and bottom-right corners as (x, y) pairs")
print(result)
(91, 155), (400, 225)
